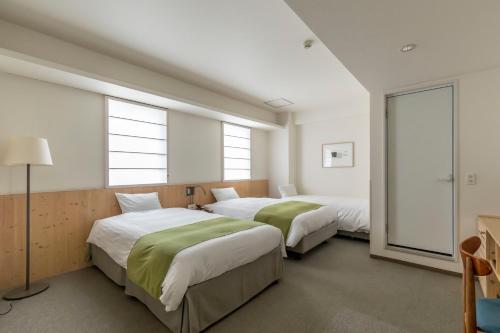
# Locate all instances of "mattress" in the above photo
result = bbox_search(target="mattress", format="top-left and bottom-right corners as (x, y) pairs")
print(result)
(281, 195), (370, 233)
(87, 207), (285, 311)
(204, 197), (338, 247)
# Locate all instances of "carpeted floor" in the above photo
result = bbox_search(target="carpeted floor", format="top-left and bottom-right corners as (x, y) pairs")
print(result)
(0, 238), (462, 333)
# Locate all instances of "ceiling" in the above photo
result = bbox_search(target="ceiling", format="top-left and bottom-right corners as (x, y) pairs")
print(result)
(0, 0), (367, 115)
(286, 0), (500, 92)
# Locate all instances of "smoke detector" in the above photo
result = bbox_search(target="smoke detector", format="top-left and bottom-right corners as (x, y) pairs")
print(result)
(304, 39), (314, 49)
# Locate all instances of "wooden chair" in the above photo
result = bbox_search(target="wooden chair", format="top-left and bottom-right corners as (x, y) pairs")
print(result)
(460, 236), (500, 333)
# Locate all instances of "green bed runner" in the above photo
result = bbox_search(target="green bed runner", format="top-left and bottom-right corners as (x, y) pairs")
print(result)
(127, 217), (264, 299)
(254, 201), (323, 239)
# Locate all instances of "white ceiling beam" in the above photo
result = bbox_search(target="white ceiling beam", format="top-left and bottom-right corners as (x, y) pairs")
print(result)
(0, 20), (281, 130)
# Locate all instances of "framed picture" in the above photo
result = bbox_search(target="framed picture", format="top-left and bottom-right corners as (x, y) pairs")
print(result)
(322, 142), (354, 168)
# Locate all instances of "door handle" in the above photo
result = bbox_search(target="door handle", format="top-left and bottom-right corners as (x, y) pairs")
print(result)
(437, 174), (454, 182)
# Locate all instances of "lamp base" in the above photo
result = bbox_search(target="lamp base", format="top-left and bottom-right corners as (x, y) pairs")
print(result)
(2, 282), (49, 300)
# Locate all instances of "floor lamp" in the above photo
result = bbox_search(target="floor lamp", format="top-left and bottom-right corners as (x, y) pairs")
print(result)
(2, 137), (53, 300)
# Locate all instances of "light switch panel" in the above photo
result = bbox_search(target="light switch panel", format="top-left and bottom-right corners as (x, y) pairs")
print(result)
(466, 173), (476, 185)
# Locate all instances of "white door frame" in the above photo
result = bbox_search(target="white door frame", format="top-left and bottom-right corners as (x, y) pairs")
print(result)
(384, 81), (459, 261)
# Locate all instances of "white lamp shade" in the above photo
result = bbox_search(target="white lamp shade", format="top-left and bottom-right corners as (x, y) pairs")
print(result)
(3, 137), (53, 166)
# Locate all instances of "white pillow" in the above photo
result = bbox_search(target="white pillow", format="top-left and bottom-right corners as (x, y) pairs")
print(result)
(279, 184), (298, 198)
(211, 187), (240, 202)
(115, 192), (162, 213)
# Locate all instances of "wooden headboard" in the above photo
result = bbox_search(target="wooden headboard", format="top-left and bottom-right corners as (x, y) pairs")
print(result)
(0, 179), (268, 289)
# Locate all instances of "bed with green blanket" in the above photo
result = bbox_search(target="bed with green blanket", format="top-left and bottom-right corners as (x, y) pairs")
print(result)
(87, 208), (284, 333)
(204, 197), (339, 255)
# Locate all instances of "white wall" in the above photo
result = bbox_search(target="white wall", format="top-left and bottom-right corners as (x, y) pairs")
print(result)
(167, 111), (221, 184)
(0, 72), (269, 194)
(268, 127), (289, 198)
(296, 113), (369, 198)
(0, 72), (105, 193)
(268, 93), (370, 199)
(251, 129), (269, 181)
(371, 66), (500, 273)
(268, 113), (296, 198)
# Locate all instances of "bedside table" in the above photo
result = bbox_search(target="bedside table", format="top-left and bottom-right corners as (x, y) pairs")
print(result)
(201, 207), (214, 213)
(187, 204), (213, 213)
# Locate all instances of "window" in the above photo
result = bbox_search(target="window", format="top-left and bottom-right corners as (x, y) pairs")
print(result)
(106, 97), (167, 187)
(223, 123), (251, 180)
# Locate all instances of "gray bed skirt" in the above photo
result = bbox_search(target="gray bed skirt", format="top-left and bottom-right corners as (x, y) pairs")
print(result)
(91, 244), (283, 333)
(91, 245), (127, 286)
(286, 221), (338, 254)
(336, 230), (370, 241)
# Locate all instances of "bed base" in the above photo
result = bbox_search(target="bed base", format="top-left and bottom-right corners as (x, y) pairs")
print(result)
(91, 245), (127, 286)
(91, 244), (283, 333)
(336, 230), (370, 241)
(286, 221), (338, 254)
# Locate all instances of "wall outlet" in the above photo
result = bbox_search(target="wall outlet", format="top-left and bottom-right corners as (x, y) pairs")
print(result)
(466, 173), (476, 185)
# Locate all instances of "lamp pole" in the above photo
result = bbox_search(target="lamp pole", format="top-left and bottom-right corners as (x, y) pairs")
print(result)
(3, 163), (49, 300)
(26, 163), (30, 290)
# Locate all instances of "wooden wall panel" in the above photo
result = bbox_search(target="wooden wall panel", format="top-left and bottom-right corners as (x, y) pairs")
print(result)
(0, 179), (268, 289)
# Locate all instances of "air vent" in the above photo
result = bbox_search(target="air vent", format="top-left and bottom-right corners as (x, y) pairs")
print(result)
(264, 98), (294, 109)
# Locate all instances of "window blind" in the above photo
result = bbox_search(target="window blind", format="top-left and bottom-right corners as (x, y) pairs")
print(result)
(223, 123), (251, 180)
(107, 98), (167, 186)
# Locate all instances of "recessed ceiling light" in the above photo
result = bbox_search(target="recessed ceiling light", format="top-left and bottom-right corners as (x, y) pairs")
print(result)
(264, 98), (294, 109)
(400, 43), (417, 53)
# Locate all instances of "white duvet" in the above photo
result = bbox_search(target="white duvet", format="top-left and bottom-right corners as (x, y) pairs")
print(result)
(282, 195), (370, 233)
(203, 197), (337, 247)
(87, 208), (284, 312)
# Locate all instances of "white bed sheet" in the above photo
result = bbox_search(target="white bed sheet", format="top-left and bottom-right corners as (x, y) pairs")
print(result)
(282, 195), (370, 233)
(203, 197), (337, 247)
(87, 208), (285, 312)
